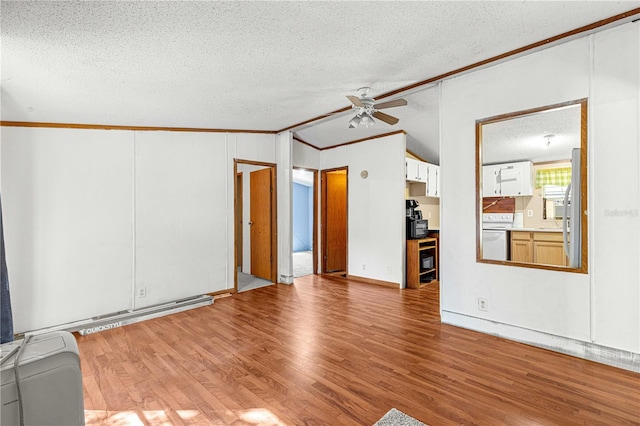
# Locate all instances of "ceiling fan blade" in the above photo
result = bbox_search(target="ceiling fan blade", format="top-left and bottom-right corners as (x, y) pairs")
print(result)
(373, 111), (399, 125)
(347, 95), (364, 108)
(374, 98), (407, 109)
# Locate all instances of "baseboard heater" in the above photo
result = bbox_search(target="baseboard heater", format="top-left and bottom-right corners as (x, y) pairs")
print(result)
(25, 295), (214, 337)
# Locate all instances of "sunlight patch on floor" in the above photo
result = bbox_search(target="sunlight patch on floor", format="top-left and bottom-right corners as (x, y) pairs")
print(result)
(238, 408), (286, 425)
(176, 409), (201, 421)
(86, 407), (286, 425)
(85, 410), (145, 425)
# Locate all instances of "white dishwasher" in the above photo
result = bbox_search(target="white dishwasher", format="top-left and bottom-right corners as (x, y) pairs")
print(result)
(482, 213), (513, 261)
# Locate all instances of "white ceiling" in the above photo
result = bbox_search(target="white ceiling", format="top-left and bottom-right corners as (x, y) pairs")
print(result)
(482, 103), (582, 165)
(2, 1), (638, 161)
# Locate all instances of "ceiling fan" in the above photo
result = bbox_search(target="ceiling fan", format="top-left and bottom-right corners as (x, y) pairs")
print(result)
(347, 87), (407, 128)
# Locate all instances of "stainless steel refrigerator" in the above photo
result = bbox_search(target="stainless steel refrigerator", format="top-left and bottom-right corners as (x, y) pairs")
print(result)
(563, 147), (582, 268)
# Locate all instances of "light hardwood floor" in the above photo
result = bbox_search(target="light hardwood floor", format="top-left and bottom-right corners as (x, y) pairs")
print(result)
(77, 275), (640, 425)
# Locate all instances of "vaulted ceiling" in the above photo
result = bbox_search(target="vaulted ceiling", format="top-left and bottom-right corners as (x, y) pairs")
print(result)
(2, 1), (638, 161)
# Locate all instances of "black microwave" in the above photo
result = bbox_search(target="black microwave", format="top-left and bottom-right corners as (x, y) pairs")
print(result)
(407, 218), (428, 239)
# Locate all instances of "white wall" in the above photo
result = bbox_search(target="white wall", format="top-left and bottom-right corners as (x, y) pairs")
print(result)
(591, 22), (640, 352)
(134, 131), (228, 308)
(296, 134), (406, 285)
(292, 140), (321, 171)
(1, 127), (278, 332)
(1, 128), (134, 331)
(276, 132), (293, 284)
(440, 21), (639, 356)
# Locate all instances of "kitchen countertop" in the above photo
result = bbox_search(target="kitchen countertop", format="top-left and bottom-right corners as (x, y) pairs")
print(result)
(510, 227), (563, 233)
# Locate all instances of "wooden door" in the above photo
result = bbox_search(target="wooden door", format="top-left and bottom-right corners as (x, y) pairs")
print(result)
(235, 173), (243, 269)
(250, 167), (272, 280)
(322, 169), (347, 273)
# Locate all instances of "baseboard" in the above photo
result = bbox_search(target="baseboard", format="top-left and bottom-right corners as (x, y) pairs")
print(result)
(23, 295), (214, 337)
(442, 310), (640, 373)
(346, 275), (400, 288)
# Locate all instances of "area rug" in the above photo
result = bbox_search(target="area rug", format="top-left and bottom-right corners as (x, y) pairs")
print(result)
(373, 408), (427, 426)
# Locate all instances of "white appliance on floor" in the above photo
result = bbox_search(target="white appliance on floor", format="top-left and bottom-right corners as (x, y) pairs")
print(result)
(1, 331), (84, 426)
(482, 213), (514, 261)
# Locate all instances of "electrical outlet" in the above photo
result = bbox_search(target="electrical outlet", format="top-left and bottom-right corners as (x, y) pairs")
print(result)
(428, 211), (432, 219)
(478, 297), (488, 312)
(386, 266), (392, 273)
(362, 264), (366, 270)
(527, 210), (534, 217)
(137, 287), (147, 298)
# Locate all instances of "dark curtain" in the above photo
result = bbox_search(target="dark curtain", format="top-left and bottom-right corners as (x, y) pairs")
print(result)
(1, 193), (14, 343)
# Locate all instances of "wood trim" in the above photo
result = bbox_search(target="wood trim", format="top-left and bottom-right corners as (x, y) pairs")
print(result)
(233, 159), (279, 288)
(292, 135), (320, 151)
(405, 149), (427, 163)
(312, 169), (319, 275)
(319, 130), (406, 151)
(236, 172), (244, 271)
(278, 8), (640, 135)
(475, 98), (588, 127)
(476, 99), (589, 274)
(280, 109), (352, 133)
(235, 159), (278, 168)
(270, 165), (278, 283)
(579, 100), (589, 273)
(233, 161), (239, 293)
(345, 275), (399, 288)
(0, 120), (277, 134)
(476, 120), (483, 263)
(207, 290), (233, 298)
(321, 167), (348, 275)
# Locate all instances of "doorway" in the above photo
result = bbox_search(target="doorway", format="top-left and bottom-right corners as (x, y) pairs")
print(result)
(292, 167), (318, 278)
(234, 160), (277, 292)
(321, 167), (348, 275)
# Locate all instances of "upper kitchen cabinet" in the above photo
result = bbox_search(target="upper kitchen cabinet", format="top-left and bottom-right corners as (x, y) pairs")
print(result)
(482, 161), (533, 197)
(407, 158), (440, 198)
(405, 158), (427, 182)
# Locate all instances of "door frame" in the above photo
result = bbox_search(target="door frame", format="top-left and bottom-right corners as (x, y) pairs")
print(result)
(236, 172), (243, 269)
(321, 166), (348, 275)
(293, 166), (319, 276)
(234, 159), (278, 292)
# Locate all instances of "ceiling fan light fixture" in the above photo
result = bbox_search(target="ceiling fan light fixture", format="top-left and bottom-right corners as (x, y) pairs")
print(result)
(361, 113), (375, 128)
(346, 87), (405, 128)
(348, 114), (362, 128)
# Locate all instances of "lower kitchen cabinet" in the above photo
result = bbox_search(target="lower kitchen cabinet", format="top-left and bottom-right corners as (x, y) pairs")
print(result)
(511, 231), (532, 263)
(510, 231), (568, 266)
(533, 232), (568, 266)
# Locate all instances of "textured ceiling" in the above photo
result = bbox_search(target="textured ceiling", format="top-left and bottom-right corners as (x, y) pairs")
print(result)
(482, 103), (582, 165)
(1, 1), (638, 160)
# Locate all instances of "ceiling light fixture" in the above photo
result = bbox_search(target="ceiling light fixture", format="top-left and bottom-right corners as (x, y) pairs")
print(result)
(360, 113), (375, 128)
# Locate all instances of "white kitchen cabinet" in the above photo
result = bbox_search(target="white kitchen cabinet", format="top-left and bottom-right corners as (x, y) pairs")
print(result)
(427, 163), (440, 197)
(406, 158), (427, 182)
(408, 161), (440, 198)
(482, 161), (533, 197)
